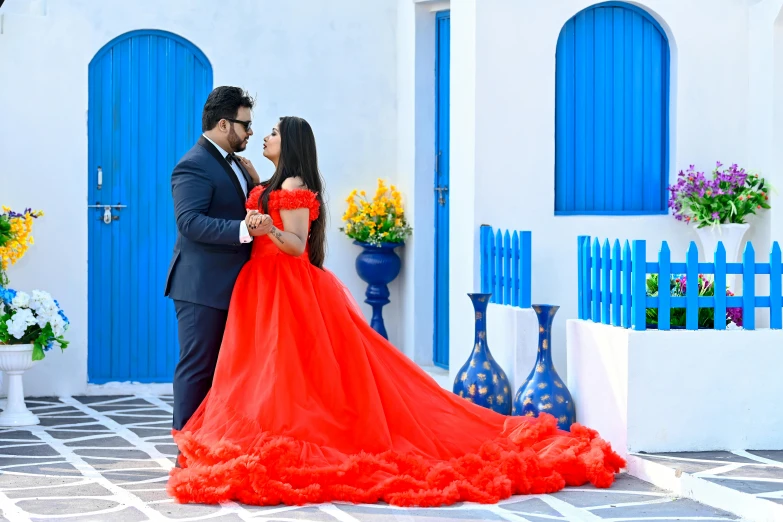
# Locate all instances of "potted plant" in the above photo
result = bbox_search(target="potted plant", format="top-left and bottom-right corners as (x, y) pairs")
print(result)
(0, 288), (69, 426)
(341, 179), (412, 339)
(0, 206), (43, 288)
(668, 163), (770, 289)
(645, 273), (742, 329)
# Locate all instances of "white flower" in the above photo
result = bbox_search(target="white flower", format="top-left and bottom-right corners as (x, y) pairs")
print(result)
(49, 315), (66, 337)
(6, 308), (36, 339)
(11, 292), (30, 309)
(29, 291), (56, 316)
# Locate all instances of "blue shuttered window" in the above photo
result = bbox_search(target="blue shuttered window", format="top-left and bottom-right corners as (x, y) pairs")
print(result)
(555, 2), (670, 215)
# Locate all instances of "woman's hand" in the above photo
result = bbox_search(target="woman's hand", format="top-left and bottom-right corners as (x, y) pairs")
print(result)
(237, 156), (261, 184)
(245, 210), (272, 236)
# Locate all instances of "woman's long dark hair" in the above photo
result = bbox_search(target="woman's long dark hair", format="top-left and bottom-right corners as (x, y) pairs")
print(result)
(259, 116), (327, 268)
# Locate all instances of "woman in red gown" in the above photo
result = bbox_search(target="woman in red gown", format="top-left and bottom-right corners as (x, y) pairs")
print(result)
(168, 116), (625, 507)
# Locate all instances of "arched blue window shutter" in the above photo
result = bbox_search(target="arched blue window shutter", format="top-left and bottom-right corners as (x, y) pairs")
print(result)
(555, 2), (670, 215)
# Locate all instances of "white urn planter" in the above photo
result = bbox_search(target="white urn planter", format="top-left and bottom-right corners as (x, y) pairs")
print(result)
(0, 344), (40, 426)
(694, 223), (750, 291)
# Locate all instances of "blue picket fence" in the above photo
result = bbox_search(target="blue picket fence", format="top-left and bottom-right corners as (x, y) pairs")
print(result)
(577, 236), (783, 331)
(479, 226), (532, 308)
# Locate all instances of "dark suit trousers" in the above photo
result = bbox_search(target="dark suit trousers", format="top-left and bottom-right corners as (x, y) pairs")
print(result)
(172, 300), (229, 431)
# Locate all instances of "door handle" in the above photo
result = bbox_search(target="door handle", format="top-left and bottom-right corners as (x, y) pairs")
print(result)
(87, 203), (127, 224)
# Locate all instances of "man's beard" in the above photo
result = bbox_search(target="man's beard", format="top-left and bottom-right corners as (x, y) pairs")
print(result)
(228, 127), (247, 152)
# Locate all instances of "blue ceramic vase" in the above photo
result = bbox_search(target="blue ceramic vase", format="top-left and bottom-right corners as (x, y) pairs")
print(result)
(353, 241), (402, 339)
(512, 304), (576, 431)
(453, 293), (512, 415)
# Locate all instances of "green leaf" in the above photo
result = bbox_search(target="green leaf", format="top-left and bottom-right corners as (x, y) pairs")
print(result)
(32, 344), (45, 361)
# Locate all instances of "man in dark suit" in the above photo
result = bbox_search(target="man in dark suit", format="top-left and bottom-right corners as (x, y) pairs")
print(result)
(165, 87), (270, 462)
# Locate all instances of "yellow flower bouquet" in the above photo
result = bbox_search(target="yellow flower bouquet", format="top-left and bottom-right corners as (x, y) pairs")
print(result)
(341, 179), (412, 247)
(0, 207), (43, 287)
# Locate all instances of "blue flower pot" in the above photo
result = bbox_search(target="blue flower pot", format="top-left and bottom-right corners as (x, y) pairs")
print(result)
(452, 293), (512, 415)
(512, 304), (576, 431)
(354, 241), (402, 339)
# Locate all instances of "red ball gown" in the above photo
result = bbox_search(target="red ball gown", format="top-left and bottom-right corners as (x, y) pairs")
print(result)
(167, 187), (625, 507)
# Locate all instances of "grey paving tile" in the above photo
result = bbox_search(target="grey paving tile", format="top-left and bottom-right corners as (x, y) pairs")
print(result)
(338, 504), (506, 521)
(11, 461), (83, 476)
(574, 473), (667, 494)
(38, 416), (97, 427)
(0, 474), (84, 489)
(74, 448), (154, 459)
(0, 430), (42, 440)
(641, 455), (731, 473)
(591, 497), (738, 519)
(640, 451), (757, 464)
(149, 502), (226, 519)
(107, 415), (171, 425)
(499, 497), (563, 516)
(75, 396), (136, 404)
(0, 456), (66, 467)
(3, 481), (113, 499)
(128, 427), (173, 438)
(29, 406), (81, 415)
(748, 450), (783, 464)
(548, 488), (663, 509)
(17, 497), (119, 516)
(65, 436), (134, 448)
(703, 477), (783, 494)
(88, 404), (160, 413)
(155, 443), (178, 456)
(102, 468), (170, 484)
(81, 457), (168, 471)
(711, 464), (783, 481)
(46, 424), (109, 432)
(0, 443), (60, 456)
(47, 430), (114, 440)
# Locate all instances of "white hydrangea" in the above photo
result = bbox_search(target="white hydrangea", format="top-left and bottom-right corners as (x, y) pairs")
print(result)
(6, 308), (36, 339)
(11, 292), (30, 309)
(48, 315), (66, 337)
(30, 290), (54, 308)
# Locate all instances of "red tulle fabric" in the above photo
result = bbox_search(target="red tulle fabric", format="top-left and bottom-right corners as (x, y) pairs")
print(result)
(168, 187), (625, 507)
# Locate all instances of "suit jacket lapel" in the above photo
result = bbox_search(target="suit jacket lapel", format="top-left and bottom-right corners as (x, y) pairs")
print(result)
(197, 136), (246, 204)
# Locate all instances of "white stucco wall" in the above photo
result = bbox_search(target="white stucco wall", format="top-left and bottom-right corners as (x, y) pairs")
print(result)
(567, 319), (783, 454)
(444, 0), (783, 386)
(0, 0), (399, 395)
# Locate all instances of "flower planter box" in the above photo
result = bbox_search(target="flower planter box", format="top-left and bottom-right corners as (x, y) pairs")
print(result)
(566, 319), (783, 457)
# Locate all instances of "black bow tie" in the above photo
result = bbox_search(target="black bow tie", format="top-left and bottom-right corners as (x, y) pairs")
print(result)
(226, 153), (237, 164)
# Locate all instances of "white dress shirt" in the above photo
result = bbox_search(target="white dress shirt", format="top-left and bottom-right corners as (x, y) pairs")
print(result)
(203, 134), (253, 243)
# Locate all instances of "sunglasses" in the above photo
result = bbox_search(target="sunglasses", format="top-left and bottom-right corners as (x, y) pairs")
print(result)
(226, 118), (252, 132)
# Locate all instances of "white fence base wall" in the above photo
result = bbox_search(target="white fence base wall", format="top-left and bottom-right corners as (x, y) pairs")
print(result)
(483, 304), (539, 395)
(566, 319), (783, 456)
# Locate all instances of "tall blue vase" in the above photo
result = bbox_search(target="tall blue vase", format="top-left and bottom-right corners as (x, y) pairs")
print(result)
(453, 293), (512, 415)
(353, 241), (402, 340)
(512, 304), (576, 431)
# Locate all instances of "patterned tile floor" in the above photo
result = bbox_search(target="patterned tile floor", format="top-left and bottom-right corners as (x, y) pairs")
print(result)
(0, 396), (740, 522)
(637, 450), (783, 505)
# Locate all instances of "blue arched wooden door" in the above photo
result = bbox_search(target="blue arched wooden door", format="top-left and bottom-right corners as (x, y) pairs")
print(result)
(87, 30), (213, 383)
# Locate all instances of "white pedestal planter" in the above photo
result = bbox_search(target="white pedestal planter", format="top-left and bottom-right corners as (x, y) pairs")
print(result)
(566, 320), (783, 457)
(694, 223), (750, 291)
(0, 344), (40, 426)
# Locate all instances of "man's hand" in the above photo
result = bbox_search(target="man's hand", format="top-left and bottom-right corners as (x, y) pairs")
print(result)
(246, 211), (273, 236)
(237, 156), (261, 184)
